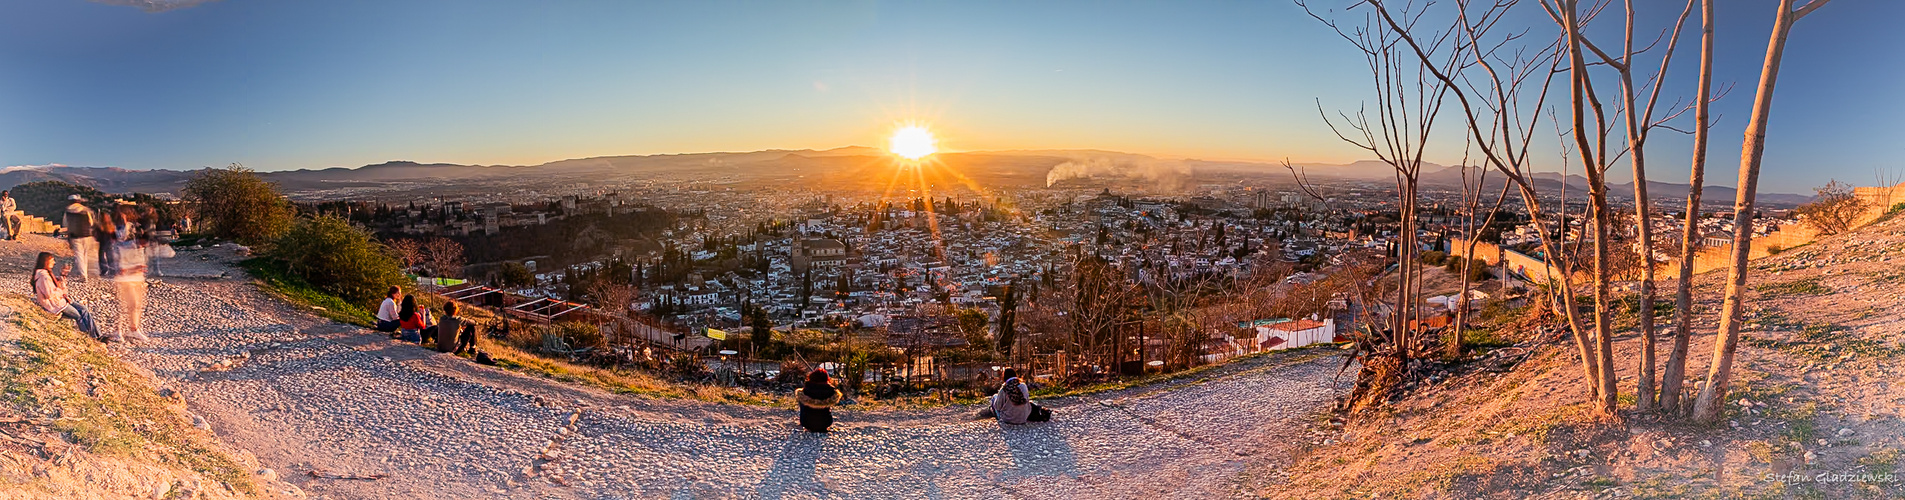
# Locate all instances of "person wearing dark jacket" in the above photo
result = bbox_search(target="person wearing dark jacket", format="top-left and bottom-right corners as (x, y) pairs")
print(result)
(435, 302), (467, 353)
(795, 369), (843, 432)
(63, 196), (96, 280)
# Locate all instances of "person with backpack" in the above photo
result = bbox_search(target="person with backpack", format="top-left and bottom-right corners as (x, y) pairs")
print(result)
(795, 369), (843, 432)
(31, 252), (98, 338)
(63, 196), (96, 280)
(989, 368), (1052, 424)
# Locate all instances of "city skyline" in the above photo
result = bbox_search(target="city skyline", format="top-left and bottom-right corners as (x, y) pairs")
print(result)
(1, 0), (1899, 192)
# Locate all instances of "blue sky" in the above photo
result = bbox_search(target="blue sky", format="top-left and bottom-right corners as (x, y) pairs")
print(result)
(0, 0), (1897, 193)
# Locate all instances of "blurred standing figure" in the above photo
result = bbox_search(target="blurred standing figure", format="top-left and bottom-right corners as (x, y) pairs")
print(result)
(108, 205), (150, 342)
(63, 195), (96, 280)
(0, 190), (19, 240)
(31, 252), (99, 338)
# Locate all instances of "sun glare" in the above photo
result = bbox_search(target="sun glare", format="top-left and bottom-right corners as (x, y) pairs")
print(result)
(889, 125), (938, 160)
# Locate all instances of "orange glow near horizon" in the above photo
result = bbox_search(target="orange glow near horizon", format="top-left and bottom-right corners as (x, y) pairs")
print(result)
(888, 124), (938, 160)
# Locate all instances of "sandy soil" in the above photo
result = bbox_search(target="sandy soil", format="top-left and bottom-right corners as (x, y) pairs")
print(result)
(1269, 214), (1905, 498)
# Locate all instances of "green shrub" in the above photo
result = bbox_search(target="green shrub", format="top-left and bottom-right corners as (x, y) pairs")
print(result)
(499, 261), (535, 288)
(1754, 278), (1832, 297)
(183, 165), (295, 246)
(1461, 328), (1514, 349)
(267, 215), (407, 306)
(1444, 255), (1466, 273)
(238, 258), (376, 326)
(1419, 250), (1448, 266)
(554, 321), (603, 349)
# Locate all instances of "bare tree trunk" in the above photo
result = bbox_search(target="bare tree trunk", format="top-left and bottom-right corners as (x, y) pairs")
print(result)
(1663, 0), (1714, 415)
(1692, 0), (1829, 423)
(1561, 1), (1619, 416)
(1621, 0), (1695, 413)
(1450, 168), (1510, 359)
(1620, 0), (1658, 413)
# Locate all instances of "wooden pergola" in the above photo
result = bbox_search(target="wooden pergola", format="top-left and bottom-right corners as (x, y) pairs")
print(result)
(508, 297), (590, 322)
(438, 283), (502, 303)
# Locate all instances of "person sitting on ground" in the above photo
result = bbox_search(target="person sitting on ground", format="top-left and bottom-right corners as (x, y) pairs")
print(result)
(990, 368), (1052, 425)
(795, 368), (843, 433)
(452, 319), (480, 355)
(435, 302), (467, 354)
(31, 252), (99, 338)
(0, 190), (19, 241)
(396, 295), (433, 344)
(375, 286), (402, 333)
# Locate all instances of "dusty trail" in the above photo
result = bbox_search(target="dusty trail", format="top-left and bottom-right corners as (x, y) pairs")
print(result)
(9, 236), (1349, 499)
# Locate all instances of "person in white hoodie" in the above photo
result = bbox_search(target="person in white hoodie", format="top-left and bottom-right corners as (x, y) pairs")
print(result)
(375, 286), (402, 333)
(989, 368), (1052, 425)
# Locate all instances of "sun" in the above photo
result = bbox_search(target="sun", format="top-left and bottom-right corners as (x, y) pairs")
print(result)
(889, 125), (938, 160)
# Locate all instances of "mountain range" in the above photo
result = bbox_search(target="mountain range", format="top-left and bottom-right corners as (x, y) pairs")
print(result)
(0, 148), (1814, 206)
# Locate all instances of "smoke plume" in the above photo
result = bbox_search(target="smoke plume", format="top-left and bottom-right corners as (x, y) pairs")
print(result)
(1044, 156), (1191, 192)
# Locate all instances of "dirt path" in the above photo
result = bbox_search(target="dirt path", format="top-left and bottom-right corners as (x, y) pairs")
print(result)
(17, 236), (1350, 499)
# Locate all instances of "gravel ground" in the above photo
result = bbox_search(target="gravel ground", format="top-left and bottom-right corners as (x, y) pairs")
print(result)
(5, 235), (1352, 499)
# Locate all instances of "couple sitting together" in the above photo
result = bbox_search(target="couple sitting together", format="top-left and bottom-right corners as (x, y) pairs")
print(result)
(792, 367), (1052, 433)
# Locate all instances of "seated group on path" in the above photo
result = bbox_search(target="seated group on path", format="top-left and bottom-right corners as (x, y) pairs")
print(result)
(793, 367), (1053, 433)
(366, 286), (1052, 433)
(374, 286), (476, 355)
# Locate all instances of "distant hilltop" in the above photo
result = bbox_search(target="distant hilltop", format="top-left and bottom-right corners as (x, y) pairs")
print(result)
(0, 149), (1816, 206)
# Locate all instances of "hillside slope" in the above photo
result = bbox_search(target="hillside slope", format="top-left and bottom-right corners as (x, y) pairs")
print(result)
(0, 295), (298, 499)
(1264, 214), (1905, 498)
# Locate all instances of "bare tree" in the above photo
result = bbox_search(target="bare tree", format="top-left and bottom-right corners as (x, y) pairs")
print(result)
(422, 238), (467, 278)
(589, 279), (640, 348)
(1692, 0), (1833, 423)
(389, 238), (425, 272)
(1583, 0), (1699, 412)
(1534, 0), (1699, 415)
(1662, 0), (1716, 416)
(1449, 153), (1511, 358)
(1361, 0), (1613, 411)
(1298, 0), (1465, 409)
(1794, 180), (1868, 236)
